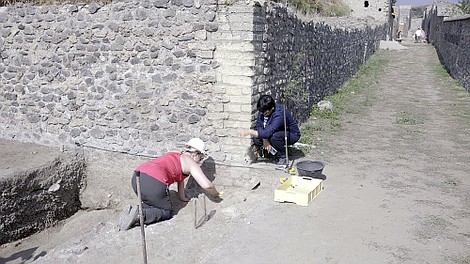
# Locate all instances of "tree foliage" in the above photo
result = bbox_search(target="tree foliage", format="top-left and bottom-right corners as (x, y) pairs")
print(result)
(288, 0), (351, 16)
(457, 0), (470, 14)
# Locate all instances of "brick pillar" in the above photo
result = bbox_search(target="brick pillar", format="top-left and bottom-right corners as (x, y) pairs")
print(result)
(209, 1), (266, 165)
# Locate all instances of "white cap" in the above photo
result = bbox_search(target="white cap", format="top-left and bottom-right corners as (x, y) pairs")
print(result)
(185, 138), (207, 154)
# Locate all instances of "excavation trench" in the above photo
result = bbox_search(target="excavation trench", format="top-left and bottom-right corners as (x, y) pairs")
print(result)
(0, 139), (86, 245)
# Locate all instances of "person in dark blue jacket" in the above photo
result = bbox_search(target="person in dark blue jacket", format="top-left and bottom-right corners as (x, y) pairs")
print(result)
(238, 95), (301, 165)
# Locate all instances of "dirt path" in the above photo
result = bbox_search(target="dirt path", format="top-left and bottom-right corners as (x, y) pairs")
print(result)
(201, 43), (470, 264)
(1, 41), (469, 264)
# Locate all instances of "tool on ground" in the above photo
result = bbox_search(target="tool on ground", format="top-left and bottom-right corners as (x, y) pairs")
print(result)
(136, 173), (148, 264)
(287, 159), (294, 171)
(251, 181), (261, 190)
(242, 176), (261, 190)
(194, 193), (208, 229)
(279, 168), (296, 184)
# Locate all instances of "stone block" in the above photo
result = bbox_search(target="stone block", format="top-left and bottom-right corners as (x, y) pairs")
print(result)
(214, 49), (254, 60)
(210, 30), (258, 41)
(218, 65), (254, 76)
(226, 94), (252, 104)
(214, 42), (256, 52)
(226, 113), (252, 123)
(224, 120), (252, 129)
(207, 103), (224, 112)
(218, 74), (254, 86)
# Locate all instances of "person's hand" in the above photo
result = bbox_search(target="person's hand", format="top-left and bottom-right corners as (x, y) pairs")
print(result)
(236, 130), (246, 137)
(262, 139), (271, 150)
(212, 196), (223, 203)
(207, 195), (223, 203)
(237, 129), (252, 137)
(203, 192), (223, 203)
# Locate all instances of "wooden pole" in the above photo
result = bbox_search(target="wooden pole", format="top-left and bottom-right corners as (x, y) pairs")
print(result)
(136, 173), (148, 264)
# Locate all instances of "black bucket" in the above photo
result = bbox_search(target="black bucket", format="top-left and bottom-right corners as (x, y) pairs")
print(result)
(296, 160), (325, 178)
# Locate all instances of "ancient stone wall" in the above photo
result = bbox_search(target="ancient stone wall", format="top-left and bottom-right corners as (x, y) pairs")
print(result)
(425, 8), (470, 92)
(0, 0), (386, 164)
(397, 5), (411, 37)
(260, 5), (386, 123)
(0, 1), (222, 158)
(203, 2), (386, 163)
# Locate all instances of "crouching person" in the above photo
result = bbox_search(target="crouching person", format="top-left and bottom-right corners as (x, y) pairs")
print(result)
(237, 95), (301, 166)
(119, 138), (221, 231)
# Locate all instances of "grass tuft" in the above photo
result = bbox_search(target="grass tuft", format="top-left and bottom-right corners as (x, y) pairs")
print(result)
(299, 52), (389, 146)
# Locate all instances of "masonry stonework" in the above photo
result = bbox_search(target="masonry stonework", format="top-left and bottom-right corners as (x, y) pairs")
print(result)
(0, 1), (222, 158)
(0, 0), (386, 165)
(424, 5), (470, 92)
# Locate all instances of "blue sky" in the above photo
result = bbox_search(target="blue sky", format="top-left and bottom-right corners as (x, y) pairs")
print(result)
(396, 0), (460, 6)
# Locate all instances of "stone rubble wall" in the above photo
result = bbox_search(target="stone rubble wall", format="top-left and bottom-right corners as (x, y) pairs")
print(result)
(424, 9), (470, 92)
(0, 0), (386, 164)
(260, 4), (386, 124)
(0, 0), (223, 158)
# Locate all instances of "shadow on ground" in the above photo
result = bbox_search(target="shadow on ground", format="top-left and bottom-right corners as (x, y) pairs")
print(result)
(0, 247), (46, 263)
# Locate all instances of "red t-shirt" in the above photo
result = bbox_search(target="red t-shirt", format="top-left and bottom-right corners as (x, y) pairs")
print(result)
(135, 152), (188, 186)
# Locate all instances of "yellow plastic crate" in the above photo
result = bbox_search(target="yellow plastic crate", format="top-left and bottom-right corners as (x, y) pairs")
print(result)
(274, 176), (323, 206)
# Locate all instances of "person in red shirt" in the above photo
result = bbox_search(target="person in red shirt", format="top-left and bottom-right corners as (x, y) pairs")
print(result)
(119, 138), (221, 231)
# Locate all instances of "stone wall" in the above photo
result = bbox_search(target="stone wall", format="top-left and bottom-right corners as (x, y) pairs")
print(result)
(424, 7), (470, 92)
(0, 0), (386, 164)
(197, 2), (386, 163)
(0, 0), (222, 158)
(260, 5), (386, 123)
(397, 5), (411, 38)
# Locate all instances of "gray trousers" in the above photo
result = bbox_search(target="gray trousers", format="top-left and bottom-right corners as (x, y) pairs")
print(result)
(131, 171), (172, 224)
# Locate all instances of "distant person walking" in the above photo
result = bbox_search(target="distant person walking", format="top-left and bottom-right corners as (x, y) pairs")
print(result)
(414, 28), (424, 43)
(396, 31), (403, 43)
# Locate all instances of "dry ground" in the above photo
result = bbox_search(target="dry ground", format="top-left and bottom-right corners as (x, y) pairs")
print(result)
(1, 40), (469, 264)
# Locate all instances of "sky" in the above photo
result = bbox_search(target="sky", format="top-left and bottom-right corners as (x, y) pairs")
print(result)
(396, 0), (460, 6)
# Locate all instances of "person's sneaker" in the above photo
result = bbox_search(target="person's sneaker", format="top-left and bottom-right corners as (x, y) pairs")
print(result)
(276, 157), (287, 166)
(119, 205), (139, 231)
(161, 209), (171, 221)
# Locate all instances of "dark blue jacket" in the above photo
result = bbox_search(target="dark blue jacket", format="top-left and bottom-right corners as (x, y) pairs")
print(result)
(255, 103), (301, 141)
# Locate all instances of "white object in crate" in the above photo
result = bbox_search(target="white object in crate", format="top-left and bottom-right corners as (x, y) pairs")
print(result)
(274, 176), (323, 206)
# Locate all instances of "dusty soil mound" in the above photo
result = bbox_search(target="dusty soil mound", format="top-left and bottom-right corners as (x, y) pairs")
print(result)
(0, 140), (85, 245)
